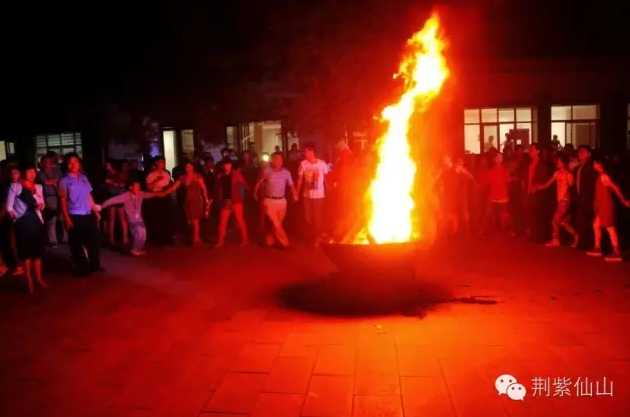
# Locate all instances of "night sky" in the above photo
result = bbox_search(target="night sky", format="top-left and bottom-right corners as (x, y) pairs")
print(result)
(1, 0), (628, 131)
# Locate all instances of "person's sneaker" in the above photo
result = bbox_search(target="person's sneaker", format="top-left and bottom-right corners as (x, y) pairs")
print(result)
(130, 250), (143, 256)
(604, 253), (623, 262)
(14, 266), (25, 275)
(545, 240), (560, 247)
(586, 249), (602, 257)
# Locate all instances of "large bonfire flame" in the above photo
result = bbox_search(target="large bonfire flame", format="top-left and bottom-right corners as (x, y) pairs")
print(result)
(356, 14), (449, 244)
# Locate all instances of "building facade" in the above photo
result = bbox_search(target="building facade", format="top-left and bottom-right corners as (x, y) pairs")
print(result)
(451, 57), (630, 154)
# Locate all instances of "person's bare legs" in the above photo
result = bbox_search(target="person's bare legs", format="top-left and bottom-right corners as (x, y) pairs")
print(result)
(117, 208), (129, 244)
(561, 219), (579, 247)
(191, 219), (202, 244)
(107, 207), (116, 245)
(587, 216), (602, 256)
(593, 217), (602, 250)
(34, 258), (47, 288)
(233, 203), (249, 247)
(215, 209), (231, 248)
(24, 259), (34, 294)
(606, 226), (621, 255)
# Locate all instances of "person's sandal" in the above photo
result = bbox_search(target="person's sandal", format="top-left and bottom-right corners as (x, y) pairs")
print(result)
(604, 252), (623, 262)
(586, 248), (602, 257)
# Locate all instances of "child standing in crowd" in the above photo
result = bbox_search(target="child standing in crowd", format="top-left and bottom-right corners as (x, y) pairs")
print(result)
(587, 157), (630, 261)
(532, 155), (579, 248)
(104, 159), (128, 246)
(100, 180), (178, 256)
(6, 165), (47, 294)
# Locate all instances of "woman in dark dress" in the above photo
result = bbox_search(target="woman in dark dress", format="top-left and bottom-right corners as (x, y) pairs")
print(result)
(215, 157), (249, 247)
(6, 165), (47, 294)
(176, 161), (209, 245)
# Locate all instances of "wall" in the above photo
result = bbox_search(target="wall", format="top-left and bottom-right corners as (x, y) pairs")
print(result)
(450, 58), (630, 152)
(107, 143), (142, 160)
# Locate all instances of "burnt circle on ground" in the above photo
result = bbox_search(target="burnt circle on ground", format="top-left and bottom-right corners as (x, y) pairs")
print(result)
(279, 272), (497, 317)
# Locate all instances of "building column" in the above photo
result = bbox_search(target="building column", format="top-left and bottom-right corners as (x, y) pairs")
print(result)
(534, 93), (551, 147)
(600, 92), (626, 152)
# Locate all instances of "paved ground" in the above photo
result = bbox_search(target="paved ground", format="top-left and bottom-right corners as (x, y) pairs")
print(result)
(1, 236), (629, 417)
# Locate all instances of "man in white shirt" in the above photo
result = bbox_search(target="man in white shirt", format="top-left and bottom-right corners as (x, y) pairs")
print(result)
(296, 143), (329, 246)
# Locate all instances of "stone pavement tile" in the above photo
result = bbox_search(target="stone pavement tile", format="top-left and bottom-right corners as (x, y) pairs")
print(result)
(477, 345), (559, 417)
(357, 336), (397, 360)
(253, 321), (295, 343)
(440, 358), (509, 417)
(98, 352), (155, 390)
(314, 345), (357, 375)
(400, 376), (455, 417)
(397, 345), (441, 377)
(580, 333), (630, 361)
(393, 328), (428, 346)
(515, 359), (607, 417)
(279, 333), (320, 358)
(354, 351), (400, 396)
(353, 396), (403, 417)
(354, 371), (400, 396)
(263, 357), (315, 393)
(226, 308), (269, 330)
(204, 372), (267, 414)
(316, 324), (360, 345)
(264, 306), (300, 321)
(178, 355), (236, 391)
(231, 343), (282, 373)
(302, 375), (354, 417)
(199, 329), (250, 356)
(550, 345), (613, 376)
(607, 359), (630, 378)
(17, 346), (93, 382)
(150, 385), (215, 417)
(251, 393), (304, 417)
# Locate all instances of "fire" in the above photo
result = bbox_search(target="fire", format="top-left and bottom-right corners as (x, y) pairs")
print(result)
(359, 14), (449, 244)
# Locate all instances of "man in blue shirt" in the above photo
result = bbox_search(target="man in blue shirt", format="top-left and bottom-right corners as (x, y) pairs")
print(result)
(58, 153), (103, 276)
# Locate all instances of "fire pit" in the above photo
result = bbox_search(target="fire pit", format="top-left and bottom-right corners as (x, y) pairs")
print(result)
(280, 240), (448, 317)
(321, 240), (423, 278)
(279, 15), (452, 317)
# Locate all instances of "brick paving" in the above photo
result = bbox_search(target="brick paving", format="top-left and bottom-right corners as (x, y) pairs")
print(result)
(1, 236), (629, 417)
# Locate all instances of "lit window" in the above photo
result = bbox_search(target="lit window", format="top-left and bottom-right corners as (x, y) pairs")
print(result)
(551, 105), (599, 147)
(35, 132), (82, 162)
(463, 107), (535, 154)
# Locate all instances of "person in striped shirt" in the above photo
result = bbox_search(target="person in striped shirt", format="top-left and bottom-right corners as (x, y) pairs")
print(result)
(253, 152), (298, 248)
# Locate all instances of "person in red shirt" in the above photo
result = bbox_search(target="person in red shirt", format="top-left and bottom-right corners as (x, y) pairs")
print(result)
(482, 153), (511, 234)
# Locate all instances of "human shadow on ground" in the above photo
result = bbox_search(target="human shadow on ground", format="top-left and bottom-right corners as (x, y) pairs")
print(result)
(279, 272), (498, 318)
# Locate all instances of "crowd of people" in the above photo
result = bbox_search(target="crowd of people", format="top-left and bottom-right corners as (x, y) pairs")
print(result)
(0, 143), (335, 293)
(433, 142), (630, 262)
(1, 138), (629, 294)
